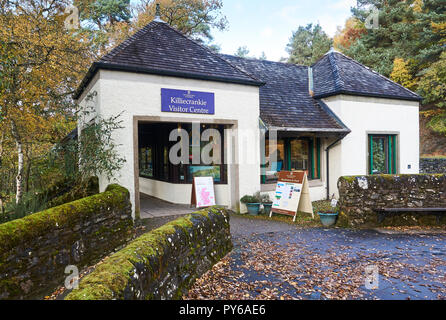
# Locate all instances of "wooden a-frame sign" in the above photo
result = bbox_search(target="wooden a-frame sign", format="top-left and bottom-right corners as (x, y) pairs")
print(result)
(191, 176), (216, 208)
(270, 171), (313, 221)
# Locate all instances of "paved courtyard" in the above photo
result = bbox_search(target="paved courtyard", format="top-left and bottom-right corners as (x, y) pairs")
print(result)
(139, 193), (194, 219)
(186, 215), (446, 300)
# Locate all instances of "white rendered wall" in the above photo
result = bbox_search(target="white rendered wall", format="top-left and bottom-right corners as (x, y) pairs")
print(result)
(323, 94), (420, 198)
(77, 70), (261, 218)
(139, 177), (230, 205)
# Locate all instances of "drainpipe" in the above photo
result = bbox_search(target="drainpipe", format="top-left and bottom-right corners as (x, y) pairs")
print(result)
(325, 137), (343, 200)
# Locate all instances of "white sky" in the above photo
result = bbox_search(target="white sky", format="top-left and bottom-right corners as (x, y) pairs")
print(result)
(131, 0), (357, 61)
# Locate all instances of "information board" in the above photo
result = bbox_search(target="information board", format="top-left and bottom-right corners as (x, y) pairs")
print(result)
(191, 176), (216, 208)
(270, 171), (313, 221)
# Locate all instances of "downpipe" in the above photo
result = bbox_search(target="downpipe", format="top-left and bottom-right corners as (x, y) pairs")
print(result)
(325, 137), (343, 200)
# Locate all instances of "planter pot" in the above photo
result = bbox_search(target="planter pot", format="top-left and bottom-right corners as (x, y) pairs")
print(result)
(262, 203), (272, 215)
(246, 203), (261, 215)
(318, 212), (338, 227)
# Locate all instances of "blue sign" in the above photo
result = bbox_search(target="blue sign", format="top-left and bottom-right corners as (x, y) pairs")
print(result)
(161, 88), (215, 115)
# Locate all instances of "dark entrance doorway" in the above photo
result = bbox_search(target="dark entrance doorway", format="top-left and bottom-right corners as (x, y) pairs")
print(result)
(138, 122), (228, 185)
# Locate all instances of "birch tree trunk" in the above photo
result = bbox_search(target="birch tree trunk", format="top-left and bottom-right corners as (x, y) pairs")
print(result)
(0, 131), (4, 214)
(11, 121), (24, 204)
(25, 144), (32, 193)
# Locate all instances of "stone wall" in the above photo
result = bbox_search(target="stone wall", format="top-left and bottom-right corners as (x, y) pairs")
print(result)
(338, 174), (446, 227)
(420, 158), (446, 174)
(65, 207), (232, 300)
(0, 184), (134, 300)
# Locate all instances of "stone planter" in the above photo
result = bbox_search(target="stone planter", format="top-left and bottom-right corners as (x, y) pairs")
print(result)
(318, 212), (338, 227)
(246, 203), (261, 215)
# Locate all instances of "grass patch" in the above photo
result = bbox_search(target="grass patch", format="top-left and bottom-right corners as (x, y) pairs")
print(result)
(232, 200), (347, 228)
(232, 211), (320, 227)
(420, 155), (446, 159)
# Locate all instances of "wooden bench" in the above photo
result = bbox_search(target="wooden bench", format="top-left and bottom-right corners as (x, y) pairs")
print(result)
(374, 208), (446, 224)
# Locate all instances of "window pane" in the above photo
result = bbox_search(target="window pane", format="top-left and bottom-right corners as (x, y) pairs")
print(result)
(372, 137), (386, 174)
(163, 146), (169, 179)
(139, 147), (153, 178)
(290, 140), (309, 171)
(188, 166), (221, 182)
(370, 136), (390, 174)
(314, 138), (320, 179)
(263, 139), (285, 183)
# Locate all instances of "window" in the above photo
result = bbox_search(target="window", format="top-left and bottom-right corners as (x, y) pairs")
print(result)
(186, 125), (223, 183)
(289, 140), (309, 171)
(368, 134), (397, 174)
(261, 137), (321, 183)
(262, 139), (285, 184)
(139, 147), (153, 178)
(138, 123), (227, 184)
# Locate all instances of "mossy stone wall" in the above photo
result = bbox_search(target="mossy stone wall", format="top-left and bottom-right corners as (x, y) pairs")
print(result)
(0, 184), (134, 300)
(65, 206), (232, 300)
(338, 174), (446, 227)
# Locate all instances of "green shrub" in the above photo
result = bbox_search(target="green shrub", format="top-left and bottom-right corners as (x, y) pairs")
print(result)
(0, 176), (99, 224)
(240, 194), (261, 203)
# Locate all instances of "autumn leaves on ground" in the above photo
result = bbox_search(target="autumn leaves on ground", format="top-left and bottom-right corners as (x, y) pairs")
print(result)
(185, 216), (446, 300)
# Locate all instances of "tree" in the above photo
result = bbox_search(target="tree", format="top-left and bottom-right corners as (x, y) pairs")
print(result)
(344, 0), (420, 77)
(0, 1), (93, 203)
(234, 46), (250, 58)
(334, 17), (366, 50)
(418, 52), (446, 134)
(286, 23), (332, 66)
(61, 97), (126, 184)
(413, 0), (446, 68)
(342, 0), (446, 135)
(390, 58), (417, 91)
(91, 0), (228, 54)
(258, 51), (267, 60)
(75, 0), (131, 30)
(137, 0), (227, 42)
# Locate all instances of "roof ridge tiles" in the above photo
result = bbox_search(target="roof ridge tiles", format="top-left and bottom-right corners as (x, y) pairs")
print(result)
(327, 52), (345, 92)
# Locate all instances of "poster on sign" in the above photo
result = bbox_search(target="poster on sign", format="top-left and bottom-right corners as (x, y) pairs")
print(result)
(191, 177), (216, 208)
(270, 171), (313, 221)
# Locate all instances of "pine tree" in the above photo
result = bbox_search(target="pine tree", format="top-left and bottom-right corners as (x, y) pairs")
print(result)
(286, 23), (332, 66)
(234, 46), (250, 58)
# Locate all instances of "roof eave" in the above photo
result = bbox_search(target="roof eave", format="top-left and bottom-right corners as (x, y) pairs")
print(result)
(267, 126), (351, 135)
(74, 62), (265, 100)
(313, 90), (422, 102)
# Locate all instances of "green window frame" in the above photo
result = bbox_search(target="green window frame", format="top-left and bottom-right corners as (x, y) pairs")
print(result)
(368, 134), (397, 174)
(261, 137), (321, 183)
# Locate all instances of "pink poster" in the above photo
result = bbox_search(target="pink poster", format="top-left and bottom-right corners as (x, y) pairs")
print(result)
(194, 177), (216, 208)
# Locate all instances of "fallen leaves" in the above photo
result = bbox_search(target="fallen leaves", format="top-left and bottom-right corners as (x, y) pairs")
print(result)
(185, 230), (446, 300)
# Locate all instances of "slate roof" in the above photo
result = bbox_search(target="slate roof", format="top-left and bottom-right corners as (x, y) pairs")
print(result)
(74, 21), (263, 99)
(221, 55), (348, 132)
(74, 20), (420, 134)
(312, 50), (421, 101)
